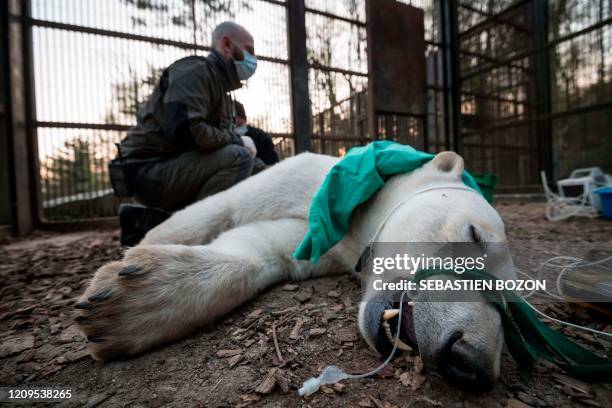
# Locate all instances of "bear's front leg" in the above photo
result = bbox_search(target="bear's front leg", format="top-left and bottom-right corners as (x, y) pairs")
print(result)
(75, 218), (313, 360)
(75, 244), (258, 360)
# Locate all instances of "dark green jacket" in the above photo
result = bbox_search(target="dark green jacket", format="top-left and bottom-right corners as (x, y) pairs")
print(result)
(119, 50), (243, 161)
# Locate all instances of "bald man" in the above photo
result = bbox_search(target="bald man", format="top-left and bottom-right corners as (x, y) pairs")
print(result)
(110, 22), (261, 246)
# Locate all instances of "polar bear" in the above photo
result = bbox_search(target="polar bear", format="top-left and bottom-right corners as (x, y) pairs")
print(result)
(76, 150), (513, 391)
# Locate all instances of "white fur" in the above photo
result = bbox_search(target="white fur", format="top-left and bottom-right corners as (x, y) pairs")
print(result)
(78, 148), (511, 390)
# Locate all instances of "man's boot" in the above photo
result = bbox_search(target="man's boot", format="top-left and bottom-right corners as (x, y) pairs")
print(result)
(118, 204), (170, 247)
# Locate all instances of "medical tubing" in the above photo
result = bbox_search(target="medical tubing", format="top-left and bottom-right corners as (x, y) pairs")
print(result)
(523, 298), (612, 339)
(515, 255), (612, 338)
(519, 255), (612, 300)
(540, 171), (599, 221)
(299, 184), (612, 397)
(298, 290), (409, 397)
(365, 185), (481, 263)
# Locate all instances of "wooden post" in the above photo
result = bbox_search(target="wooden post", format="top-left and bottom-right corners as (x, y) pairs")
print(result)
(287, 0), (311, 153)
(443, 0), (462, 154)
(366, 0), (426, 142)
(365, 0), (378, 140)
(5, 0), (34, 235)
(0, 1), (12, 233)
(532, 0), (552, 178)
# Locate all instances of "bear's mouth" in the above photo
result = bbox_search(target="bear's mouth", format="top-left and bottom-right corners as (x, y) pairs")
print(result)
(382, 301), (418, 350)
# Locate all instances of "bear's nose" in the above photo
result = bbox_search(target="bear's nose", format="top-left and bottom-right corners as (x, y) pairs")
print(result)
(439, 331), (495, 392)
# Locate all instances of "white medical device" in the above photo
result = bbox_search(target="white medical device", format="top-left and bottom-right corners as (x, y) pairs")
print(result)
(557, 167), (611, 211)
(541, 167), (612, 221)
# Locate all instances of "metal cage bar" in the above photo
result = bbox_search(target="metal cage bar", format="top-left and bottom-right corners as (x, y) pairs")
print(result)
(3, 0), (612, 228)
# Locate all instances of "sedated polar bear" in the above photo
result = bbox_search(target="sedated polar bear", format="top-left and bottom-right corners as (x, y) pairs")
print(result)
(76, 150), (515, 391)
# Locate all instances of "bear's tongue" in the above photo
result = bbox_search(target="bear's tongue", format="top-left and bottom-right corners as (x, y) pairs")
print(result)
(394, 301), (418, 349)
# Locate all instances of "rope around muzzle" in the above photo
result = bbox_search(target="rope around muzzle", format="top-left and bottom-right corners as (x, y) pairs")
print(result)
(413, 268), (612, 383)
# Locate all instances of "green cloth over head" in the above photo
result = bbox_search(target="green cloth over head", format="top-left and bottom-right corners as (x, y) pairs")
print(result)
(293, 141), (482, 264)
(413, 268), (612, 383)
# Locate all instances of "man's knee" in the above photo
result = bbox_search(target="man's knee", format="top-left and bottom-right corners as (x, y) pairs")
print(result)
(218, 144), (253, 166)
(216, 144), (254, 181)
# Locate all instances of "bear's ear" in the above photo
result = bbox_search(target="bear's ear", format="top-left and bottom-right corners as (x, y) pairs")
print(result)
(428, 151), (464, 177)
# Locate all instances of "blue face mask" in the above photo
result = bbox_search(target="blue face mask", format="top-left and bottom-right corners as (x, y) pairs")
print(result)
(233, 49), (257, 81)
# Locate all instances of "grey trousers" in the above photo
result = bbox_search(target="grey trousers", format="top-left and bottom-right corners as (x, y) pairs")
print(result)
(131, 144), (259, 212)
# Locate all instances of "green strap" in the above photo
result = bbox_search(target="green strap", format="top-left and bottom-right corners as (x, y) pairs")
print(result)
(413, 269), (612, 383)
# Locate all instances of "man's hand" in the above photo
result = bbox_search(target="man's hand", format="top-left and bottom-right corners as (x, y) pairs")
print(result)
(241, 136), (257, 158)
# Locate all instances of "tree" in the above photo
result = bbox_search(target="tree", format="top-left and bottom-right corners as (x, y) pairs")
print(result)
(42, 138), (107, 199)
(105, 65), (163, 123)
(106, 0), (252, 121)
(121, 0), (247, 45)
(307, 0), (366, 140)
(548, 0), (612, 176)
